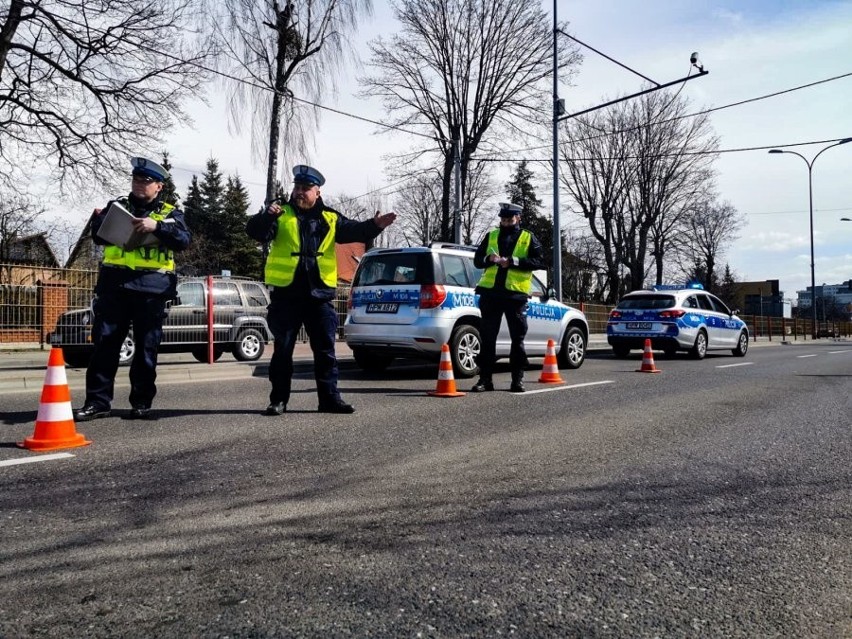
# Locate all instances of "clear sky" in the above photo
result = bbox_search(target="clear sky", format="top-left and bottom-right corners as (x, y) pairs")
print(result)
(151, 0), (852, 301)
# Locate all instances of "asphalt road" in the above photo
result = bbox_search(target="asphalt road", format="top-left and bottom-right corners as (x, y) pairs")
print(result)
(1, 342), (850, 637)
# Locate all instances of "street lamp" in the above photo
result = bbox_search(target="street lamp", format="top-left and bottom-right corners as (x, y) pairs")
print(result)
(841, 217), (852, 222)
(768, 137), (852, 338)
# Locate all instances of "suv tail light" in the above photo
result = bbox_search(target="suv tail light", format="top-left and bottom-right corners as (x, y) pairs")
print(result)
(659, 309), (686, 318)
(419, 284), (447, 309)
(609, 310), (622, 320)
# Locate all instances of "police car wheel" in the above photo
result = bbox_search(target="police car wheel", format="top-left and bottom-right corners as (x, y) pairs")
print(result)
(450, 324), (480, 378)
(352, 348), (394, 372)
(690, 330), (708, 360)
(732, 330), (749, 357)
(612, 346), (630, 359)
(557, 326), (586, 369)
(233, 328), (265, 361)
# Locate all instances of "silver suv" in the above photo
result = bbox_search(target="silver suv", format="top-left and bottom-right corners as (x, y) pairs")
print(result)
(343, 243), (589, 377)
(49, 276), (272, 367)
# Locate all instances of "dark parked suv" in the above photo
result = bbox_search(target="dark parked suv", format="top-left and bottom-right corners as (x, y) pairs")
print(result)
(49, 276), (273, 368)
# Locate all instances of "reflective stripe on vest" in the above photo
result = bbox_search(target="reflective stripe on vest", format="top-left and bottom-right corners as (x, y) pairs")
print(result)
(102, 202), (175, 272)
(265, 205), (338, 287)
(477, 229), (532, 294)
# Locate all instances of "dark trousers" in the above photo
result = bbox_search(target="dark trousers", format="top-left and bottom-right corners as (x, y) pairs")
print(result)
(477, 295), (528, 380)
(266, 297), (341, 406)
(86, 289), (167, 409)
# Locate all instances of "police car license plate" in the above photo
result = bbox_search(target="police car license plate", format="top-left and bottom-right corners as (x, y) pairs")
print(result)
(626, 322), (652, 330)
(366, 302), (400, 313)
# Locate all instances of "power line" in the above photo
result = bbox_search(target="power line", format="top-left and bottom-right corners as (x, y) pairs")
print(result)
(480, 71), (852, 158)
(473, 135), (852, 163)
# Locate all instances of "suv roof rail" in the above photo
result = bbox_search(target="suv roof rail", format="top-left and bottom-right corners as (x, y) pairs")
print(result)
(428, 242), (476, 252)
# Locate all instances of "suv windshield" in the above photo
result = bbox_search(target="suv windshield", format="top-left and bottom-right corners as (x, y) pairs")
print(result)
(353, 252), (434, 286)
(617, 294), (676, 310)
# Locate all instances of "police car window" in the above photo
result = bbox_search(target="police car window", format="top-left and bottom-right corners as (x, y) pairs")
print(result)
(709, 296), (731, 314)
(242, 282), (268, 307)
(440, 255), (470, 287)
(696, 295), (714, 311)
(683, 296), (698, 309)
(175, 282), (204, 307)
(530, 274), (545, 297)
(213, 282), (241, 306)
(617, 295), (675, 310)
(354, 253), (428, 286)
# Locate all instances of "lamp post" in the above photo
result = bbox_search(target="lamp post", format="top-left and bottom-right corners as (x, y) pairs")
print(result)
(768, 137), (852, 339)
(842, 217), (852, 222)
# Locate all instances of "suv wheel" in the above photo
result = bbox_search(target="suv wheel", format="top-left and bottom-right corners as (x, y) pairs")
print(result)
(732, 330), (749, 357)
(557, 326), (586, 369)
(690, 330), (708, 360)
(119, 334), (135, 366)
(233, 328), (265, 361)
(192, 347), (224, 363)
(450, 324), (480, 378)
(352, 348), (394, 372)
(64, 350), (91, 368)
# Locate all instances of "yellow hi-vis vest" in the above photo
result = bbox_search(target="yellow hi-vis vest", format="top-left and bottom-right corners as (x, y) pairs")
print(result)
(477, 228), (532, 294)
(265, 205), (338, 287)
(102, 202), (176, 272)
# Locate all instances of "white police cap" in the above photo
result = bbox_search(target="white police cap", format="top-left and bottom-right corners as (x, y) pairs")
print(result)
(498, 202), (523, 217)
(130, 157), (169, 182)
(292, 165), (325, 187)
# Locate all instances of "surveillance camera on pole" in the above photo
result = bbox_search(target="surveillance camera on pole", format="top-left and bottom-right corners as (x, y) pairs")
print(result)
(690, 52), (704, 72)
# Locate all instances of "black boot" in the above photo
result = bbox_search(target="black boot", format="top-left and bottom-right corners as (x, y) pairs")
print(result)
(471, 378), (494, 392)
(510, 372), (525, 393)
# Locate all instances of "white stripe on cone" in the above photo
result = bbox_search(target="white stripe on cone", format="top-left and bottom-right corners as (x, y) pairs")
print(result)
(37, 402), (75, 422)
(44, 365), (69, 386)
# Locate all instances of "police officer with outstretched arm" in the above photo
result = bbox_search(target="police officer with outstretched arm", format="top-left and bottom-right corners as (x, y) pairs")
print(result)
(73, 157), (191, 421)
(247, 165), (396, 415)
(470, 202), (546, 393)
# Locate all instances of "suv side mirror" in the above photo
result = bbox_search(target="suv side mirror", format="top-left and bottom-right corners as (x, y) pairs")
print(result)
(731, 308), (740, 316)
(540, 287), (555, 303)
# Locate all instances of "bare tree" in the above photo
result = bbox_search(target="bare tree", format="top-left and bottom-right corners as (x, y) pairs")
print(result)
(361, 0), (580, 240)
(560, 89), (718, 302)
(0, 0), (212, 193)
(391, 172), (444, 247)
(215, 0), (372, 203)
(679, 199), (744, 291)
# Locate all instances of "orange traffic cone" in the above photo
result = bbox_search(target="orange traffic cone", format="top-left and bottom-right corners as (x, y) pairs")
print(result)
(636, 339), (662, 373)
(427, 343), (466, 397)
(538, 339), (564, 384)
(19, 348), (91, 451)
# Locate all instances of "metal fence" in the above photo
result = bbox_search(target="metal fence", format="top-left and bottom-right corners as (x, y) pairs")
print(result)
(2, 262), (849, 350)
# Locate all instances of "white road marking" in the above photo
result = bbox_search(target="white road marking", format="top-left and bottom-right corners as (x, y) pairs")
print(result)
(715, 362), (754, 369)
(523, 380), (614, 395)
(828, 350), (850, 354)
(797, 354), (818, 359)
(0, 453), (75, 467)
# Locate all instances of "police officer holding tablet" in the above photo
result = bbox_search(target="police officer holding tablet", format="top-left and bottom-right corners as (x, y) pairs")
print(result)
(471, 202), (545, 393)
(247, 165), (396, 415)
(73, 157), (191, 421)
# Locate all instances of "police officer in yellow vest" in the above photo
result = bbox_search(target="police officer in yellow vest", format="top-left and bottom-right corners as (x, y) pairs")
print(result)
(246, 165), (396, 415)
(471, 202), (546, 393)
(73, 157), (191, 422)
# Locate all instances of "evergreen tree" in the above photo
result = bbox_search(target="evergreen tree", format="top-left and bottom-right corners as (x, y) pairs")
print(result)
(178, 175), (209, 275)
(199, 158), (226, 243)
(505, 161), (556, 277)
(222, 175), (264, 277)
(160, 151), (180, 206)
(717, 263), (739, 308)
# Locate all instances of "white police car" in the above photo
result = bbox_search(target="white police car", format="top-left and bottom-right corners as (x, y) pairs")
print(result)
(344, 244), (589, 377)
(607, 284), (749, 359)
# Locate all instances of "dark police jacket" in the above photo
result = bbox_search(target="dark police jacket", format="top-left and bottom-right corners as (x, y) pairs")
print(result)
(473, 224), (546, 302)
(90, 194), (191, 298)
(246, 197), (383, 302)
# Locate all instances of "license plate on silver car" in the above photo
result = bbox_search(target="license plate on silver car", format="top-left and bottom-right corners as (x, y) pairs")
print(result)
(366, 302), (400, 313)
(626, 322), (652, 330)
